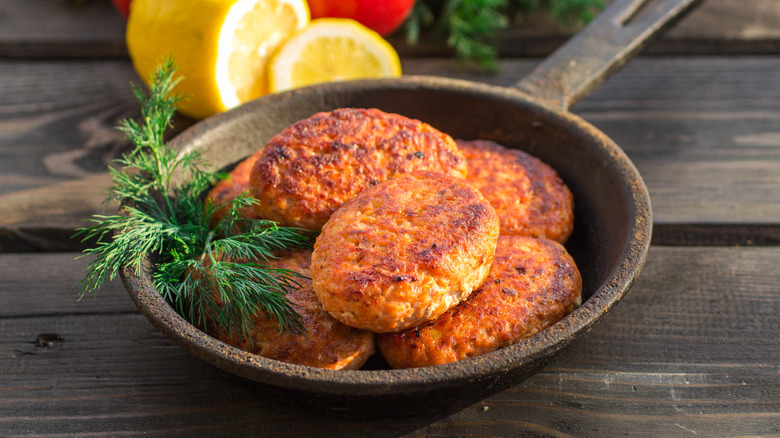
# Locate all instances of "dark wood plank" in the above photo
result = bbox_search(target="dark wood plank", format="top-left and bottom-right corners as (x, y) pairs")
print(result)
(2, 0), (779, 59)
(495, 0), (780, 57)
(574, 56), (780, 232)
(405, 2), (780, 59)
(0, 253), (136, 317)
(651, 223), (780, 246)
(0, 0), (127, 59)
(1, 248), (778, 435)
(0, 59), (193, 251)
(0, 60), (140, 193)
(5, 56), (780, 249)
(0, 59), (192, 196)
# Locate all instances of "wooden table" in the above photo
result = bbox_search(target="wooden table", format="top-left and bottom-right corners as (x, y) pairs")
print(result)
(1, 0), (779, 436)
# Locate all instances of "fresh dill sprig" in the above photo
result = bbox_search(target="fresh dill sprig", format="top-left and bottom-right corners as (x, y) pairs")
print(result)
(76, 58), (310, 337)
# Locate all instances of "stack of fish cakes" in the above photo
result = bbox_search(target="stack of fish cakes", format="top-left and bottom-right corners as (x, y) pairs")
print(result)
(205, 108), (581, 369)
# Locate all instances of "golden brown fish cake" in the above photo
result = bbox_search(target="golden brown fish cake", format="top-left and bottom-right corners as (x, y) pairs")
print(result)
(458, 139), (574, 243)
(250, 108), (467, 231)
(377, 235), (581, 368)
(311, 171), (500, 333)
(207, 248), (376, 370)
(205, 149), (263, 227)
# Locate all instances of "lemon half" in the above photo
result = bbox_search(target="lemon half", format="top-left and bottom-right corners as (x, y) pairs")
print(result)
(127, 0), (309, 119)
(268, 18), (402, 93)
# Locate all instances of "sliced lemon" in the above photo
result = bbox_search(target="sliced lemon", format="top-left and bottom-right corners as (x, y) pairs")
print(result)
(126, 0), (309, 119)
(268, 18), (402, 93)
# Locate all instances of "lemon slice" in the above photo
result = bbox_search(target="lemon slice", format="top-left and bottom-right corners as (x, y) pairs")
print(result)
(127, 0), (309, 119)
(268, 18), (402, 93)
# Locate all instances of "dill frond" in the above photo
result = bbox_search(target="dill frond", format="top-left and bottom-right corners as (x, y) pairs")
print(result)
(76, 58), (310, 337)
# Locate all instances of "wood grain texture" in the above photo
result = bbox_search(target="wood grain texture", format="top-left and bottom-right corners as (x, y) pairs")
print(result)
(491, 0), (780, 57)
(0, 253), (135, 317)
(0, 60), (192, 251)
(1, 248), (778, 436)
(2, 0), (779, 59)
(574, 57), (780, 229)
(0, 60), (137, 194)
(0, 0), (127, 59)
(3, 56), (780, 249)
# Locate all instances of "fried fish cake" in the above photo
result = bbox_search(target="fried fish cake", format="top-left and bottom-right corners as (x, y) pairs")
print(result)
(312, 171), (500, 333)
(377, 235), (581, 368)
(250, 108), (467, 231)
(458, 139), (574, 243)
(208, 248), (376, 370)
(205, 149), (263, 227)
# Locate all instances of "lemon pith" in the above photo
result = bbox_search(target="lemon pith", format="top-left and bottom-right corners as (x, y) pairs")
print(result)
(269, 18), (402, 93)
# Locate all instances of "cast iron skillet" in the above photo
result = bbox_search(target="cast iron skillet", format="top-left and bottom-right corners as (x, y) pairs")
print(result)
(120, 0), (700, 416)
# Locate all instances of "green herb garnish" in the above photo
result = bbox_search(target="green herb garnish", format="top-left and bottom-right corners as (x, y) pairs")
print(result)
(405, 0), (605, 71)
(76, 58), (309, 338)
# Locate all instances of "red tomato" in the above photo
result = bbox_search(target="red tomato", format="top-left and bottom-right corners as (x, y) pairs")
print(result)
(111, 0), (132, 18)
(307, 0), (415, 36)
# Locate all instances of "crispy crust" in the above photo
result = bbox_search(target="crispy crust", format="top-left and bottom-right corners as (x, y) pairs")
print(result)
(311, 171), (500, 333)
(377, 235), (582, 368)
(250, 108), (467, 231)
(208, 249), (376, 370)
(204, 149), (263, 227)
(458, 139), (574, 243)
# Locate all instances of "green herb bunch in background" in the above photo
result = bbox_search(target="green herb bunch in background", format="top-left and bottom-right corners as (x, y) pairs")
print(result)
(404, 0), (605, 71)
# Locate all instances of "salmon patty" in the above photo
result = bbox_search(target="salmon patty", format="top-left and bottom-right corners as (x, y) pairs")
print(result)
(205, 149), (263, 227)
(250, 108), (467, 231)
(312, 171), (500, 333)
(458, 139), (574, 243)
(208, 248), (376, 370)
(377, 235), (581, 368)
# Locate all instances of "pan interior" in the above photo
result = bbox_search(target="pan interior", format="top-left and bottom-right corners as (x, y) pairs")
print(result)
(180, 78), (640, 303)
(145, 77), (650, 409)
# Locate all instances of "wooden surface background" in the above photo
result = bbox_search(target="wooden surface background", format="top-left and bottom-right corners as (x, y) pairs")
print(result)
(3, 0), (780, 251)
(0, 0), (779, 436)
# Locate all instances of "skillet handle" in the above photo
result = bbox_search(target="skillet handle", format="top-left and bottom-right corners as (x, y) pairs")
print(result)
(513, 0), (702, 111)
